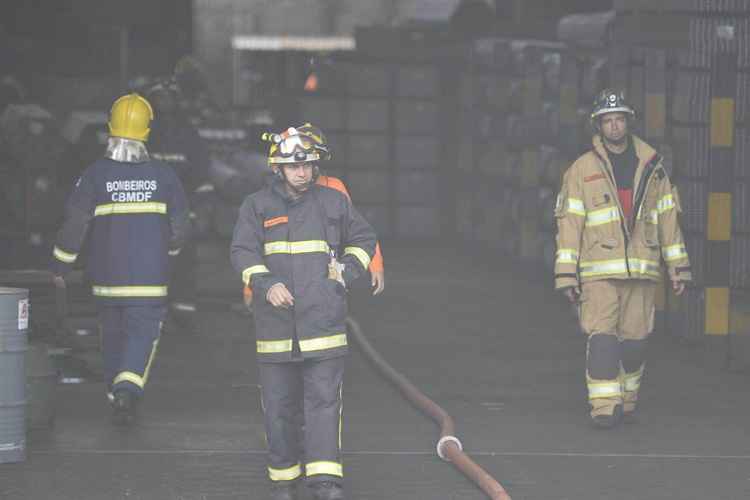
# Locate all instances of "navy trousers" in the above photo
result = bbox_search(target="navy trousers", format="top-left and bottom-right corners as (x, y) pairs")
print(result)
(258, 356), (346, 485)
(99, 305), (166, 397)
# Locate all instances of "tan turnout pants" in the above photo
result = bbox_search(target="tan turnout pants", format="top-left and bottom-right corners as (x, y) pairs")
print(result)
(579, 279), (656, 417)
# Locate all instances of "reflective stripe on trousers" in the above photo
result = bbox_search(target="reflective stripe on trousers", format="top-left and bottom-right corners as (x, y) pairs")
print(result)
(586, 378), (623, 399)
(257, 333), (347, 354)
(99, 305), (165, 396)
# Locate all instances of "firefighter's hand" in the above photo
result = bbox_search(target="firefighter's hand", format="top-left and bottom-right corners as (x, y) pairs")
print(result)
(267, 283), (294, 308)
(371, 270), (385, 295)
(563, 286), (581, 303)
(672, 279), (685, 296)
(53, 275), (66, 289)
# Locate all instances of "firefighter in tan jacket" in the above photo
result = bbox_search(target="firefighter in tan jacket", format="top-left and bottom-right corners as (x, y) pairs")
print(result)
(555, 89), (692, 428)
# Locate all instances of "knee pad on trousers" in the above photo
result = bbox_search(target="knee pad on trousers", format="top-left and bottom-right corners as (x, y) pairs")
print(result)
(621, 339), (647, 373)
(587, 333), (620, 379)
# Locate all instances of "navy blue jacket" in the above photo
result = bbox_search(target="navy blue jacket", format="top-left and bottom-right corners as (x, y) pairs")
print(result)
(149, 115), (210, 195)
(53, 158), (190, 304)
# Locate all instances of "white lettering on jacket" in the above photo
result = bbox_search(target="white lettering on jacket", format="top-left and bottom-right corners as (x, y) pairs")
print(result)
(111, 191), (154, 202)
(106, 180), (158, 192)
(106, 179), (158, 202)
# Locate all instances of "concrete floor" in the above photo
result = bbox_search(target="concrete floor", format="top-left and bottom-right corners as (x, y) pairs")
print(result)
(2, 243), (749, 500)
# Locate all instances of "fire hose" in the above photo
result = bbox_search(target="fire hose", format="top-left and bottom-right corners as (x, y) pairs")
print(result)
(345, 316), (512, 500)
(3, 267), (512, 497)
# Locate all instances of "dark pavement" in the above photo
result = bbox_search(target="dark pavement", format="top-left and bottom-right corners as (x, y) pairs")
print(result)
(2, 243), (749, 500)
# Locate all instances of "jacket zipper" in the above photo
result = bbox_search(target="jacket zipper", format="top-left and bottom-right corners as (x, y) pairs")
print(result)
(593, 148), (632, 277)
(285, 196), (299, 358)
(631, 156), (660, 231)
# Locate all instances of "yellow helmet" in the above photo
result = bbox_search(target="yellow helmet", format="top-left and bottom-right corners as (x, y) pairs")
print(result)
(108, 93), (154, 142)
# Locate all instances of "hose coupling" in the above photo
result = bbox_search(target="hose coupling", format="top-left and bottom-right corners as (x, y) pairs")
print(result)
(436, 435), (463, 462)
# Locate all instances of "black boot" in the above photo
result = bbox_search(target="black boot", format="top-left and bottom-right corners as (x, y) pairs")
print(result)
(309, 481), (344, 500)
(269, 481), (297, 500)
(111, 390), (137, 426)
(590, 405), (622, 430)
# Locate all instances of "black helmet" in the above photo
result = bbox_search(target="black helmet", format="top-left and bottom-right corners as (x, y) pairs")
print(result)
(145, 78), (180, 115)
(590, 89), (635, 122)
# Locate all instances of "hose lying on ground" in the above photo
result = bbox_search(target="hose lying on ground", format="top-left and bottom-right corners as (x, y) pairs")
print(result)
(345, 316), (512, 500)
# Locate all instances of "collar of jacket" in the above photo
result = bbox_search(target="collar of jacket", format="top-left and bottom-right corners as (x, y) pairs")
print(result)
(591, 134), (658, 190)
(105, 137), (150, 163)
(590, 134), (661, 234)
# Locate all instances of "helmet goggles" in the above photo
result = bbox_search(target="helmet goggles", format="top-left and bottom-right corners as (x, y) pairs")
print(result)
(286, 133), (314, 153)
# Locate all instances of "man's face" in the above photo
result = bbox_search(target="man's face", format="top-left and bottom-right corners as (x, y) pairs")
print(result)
(281, 162), (314, 193)
(599, 112), (628, 145)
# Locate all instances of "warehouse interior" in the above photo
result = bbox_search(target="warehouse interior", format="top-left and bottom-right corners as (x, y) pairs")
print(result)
(2, 1), (750, 499)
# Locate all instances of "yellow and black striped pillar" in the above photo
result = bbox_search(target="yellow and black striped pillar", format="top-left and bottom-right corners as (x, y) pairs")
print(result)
(705, 52), (736, 336)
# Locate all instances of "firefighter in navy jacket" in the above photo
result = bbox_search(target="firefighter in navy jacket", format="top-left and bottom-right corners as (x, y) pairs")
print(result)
(52, 93), (190, 425)
(230, 124), (376, 500)
(146, 80), (211, 330)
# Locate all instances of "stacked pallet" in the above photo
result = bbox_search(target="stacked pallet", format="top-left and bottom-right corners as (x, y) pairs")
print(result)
(455, 38), (518, 253)
(455, 38), (564, 267)
(294, 53), (448, 240)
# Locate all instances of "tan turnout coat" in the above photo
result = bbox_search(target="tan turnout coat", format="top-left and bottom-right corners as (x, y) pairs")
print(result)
(554, 134), (692, 290)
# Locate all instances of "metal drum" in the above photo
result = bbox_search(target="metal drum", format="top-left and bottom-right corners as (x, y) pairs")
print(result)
(0, 287), (28, 463)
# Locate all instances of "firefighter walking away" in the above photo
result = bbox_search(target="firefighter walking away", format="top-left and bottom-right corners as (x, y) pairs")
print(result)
(52, 93), (190, 426)
(146, 78), (210, 334)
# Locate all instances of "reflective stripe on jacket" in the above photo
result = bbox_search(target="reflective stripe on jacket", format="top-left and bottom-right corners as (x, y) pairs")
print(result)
(554, 135), (692, 290)
(230, 177), (377, 362)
